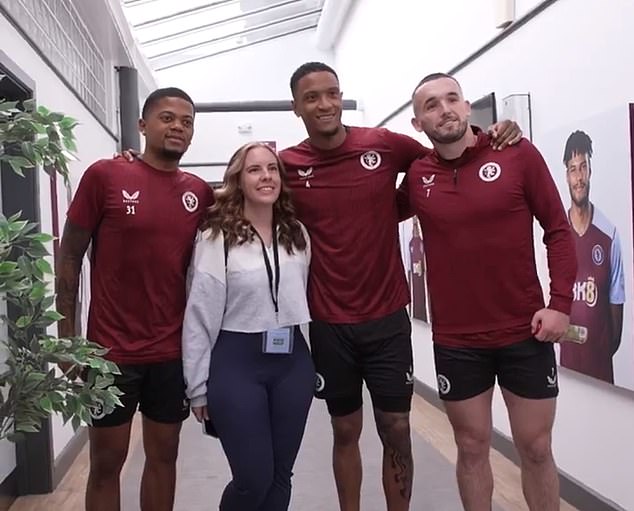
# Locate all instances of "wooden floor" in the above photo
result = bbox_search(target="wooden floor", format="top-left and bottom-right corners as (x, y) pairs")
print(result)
(9, 394), (578, 511)
(9, 419), (144, 511)
(410, 396), (577, 511)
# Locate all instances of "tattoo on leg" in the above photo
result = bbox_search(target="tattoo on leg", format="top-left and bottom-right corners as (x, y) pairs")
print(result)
(390, 446), (411, 500)
(375, 410), (413, 501)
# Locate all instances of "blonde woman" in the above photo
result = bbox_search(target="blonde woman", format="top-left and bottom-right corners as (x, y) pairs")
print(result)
(182, 142), (314, 511)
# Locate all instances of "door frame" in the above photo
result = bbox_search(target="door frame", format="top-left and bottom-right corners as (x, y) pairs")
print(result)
(0, 49), (56, 497)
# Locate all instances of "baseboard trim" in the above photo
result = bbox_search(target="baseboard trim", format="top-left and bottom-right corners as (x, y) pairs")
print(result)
(0, 468), (17, 511)
(53, 426), (88, 488)
(413, 378), (626, 511)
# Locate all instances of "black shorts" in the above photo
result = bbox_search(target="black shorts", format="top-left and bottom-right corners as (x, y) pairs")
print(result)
(90, 359), (190, 428)
(309, 308), (413, 416)
(433, 338), (559, 401)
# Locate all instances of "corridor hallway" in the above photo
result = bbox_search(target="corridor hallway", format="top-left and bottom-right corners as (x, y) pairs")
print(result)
(9, 393), (578, 511)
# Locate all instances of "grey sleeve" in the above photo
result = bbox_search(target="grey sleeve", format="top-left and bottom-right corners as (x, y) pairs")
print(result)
(185, 230), (203, 294)
(182, 268), (226, 408)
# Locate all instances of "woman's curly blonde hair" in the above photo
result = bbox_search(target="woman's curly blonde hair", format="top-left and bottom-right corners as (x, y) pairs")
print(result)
(204, 142), (307, 254)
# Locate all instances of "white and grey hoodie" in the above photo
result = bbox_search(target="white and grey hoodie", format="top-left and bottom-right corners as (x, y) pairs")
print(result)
(182, 226), (311, 407)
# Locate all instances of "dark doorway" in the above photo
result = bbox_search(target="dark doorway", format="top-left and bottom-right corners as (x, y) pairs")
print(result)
(0, 54), (55, 498)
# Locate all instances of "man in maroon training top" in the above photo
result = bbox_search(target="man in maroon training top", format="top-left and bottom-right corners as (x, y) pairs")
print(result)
(56, 88), (213, 511)
(408, 73), (576, 511)
(280, 62), (522, 511)
(560, 130), (625, 383)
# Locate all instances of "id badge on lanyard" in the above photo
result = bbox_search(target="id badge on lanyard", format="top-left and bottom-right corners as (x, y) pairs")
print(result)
(252, 227), (294, 355)
(262, 326), (295, 354)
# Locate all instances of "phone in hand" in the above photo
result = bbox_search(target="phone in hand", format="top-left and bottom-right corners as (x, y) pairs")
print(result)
(202, 418), (219, 438)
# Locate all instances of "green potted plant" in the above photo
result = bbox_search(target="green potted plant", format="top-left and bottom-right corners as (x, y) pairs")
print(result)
(0, 75), (121, 441)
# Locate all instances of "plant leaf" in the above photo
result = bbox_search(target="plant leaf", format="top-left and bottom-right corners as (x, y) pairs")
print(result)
(34, 258), (52, 275)
(0, 101), (19, 112)
(42, 310), (64, 322)
(8, 159), (25, 177)
(15, 315), (32, 328)
(22, 98), (36, 112)
(28, 233), (55, 243)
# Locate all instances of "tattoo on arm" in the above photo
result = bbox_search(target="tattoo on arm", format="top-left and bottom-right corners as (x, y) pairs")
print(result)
(56, 221), (92, 338)
(375, 410), (413, 501)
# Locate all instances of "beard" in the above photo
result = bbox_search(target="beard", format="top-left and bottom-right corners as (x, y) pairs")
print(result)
(570, 185), (590, 208)
(428, 118), (469, 144)
(160, 147), (185, 162)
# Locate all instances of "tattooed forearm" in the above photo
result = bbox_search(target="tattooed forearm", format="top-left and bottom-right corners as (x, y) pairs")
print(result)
(375, 410), (413, 503)
(56, 221), (92, 338)
(56, 260), (80, 338)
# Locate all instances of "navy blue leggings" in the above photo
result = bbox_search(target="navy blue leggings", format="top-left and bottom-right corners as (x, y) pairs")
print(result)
(207, 327), (315, 511)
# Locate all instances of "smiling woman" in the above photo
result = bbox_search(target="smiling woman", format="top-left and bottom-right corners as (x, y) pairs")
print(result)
(205, 142), (306, 252)
(182, 141), (314, 511)
(241, 146), (282, 215)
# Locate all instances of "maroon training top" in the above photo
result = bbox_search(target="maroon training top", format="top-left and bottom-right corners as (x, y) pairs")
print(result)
(408, 132), (576, 348)
(281, 126), (428, 323)
(67, 158), (214, 363)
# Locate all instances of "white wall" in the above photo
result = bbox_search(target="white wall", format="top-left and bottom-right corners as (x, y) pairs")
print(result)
(336, 0), (634, 509)
(336, 0), (543, 126)
(1, 11), (121, 479)
(156, 30), (333, 101)
(185, 111), (309, 163)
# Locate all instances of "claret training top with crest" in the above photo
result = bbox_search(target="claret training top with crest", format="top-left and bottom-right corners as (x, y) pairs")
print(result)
(407, 132), (576, 348)
(67, 158), (214, 364)
(280, 126), (428, 324)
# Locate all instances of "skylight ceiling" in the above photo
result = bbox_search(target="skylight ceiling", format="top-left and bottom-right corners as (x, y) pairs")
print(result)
(122, 0), (325, 71)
